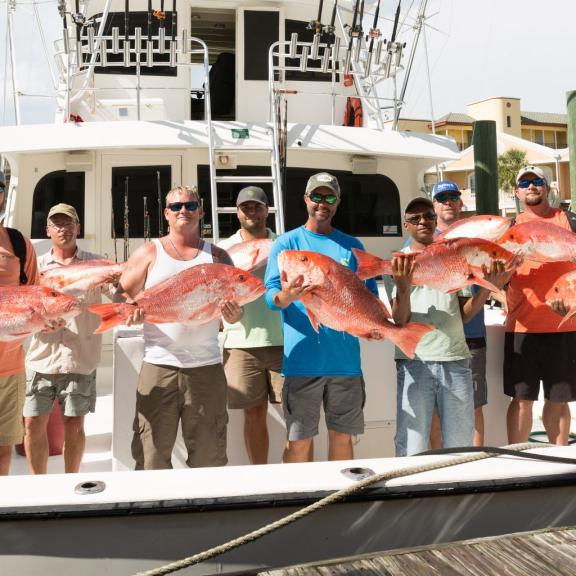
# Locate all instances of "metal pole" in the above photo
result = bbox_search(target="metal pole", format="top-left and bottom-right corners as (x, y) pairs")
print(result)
(7, 0), (20, 125)
(421, 17), (435, 135)
(566, 90), (576, 209)
(472, 121), (499, 216)
(32, 0), (58, 90)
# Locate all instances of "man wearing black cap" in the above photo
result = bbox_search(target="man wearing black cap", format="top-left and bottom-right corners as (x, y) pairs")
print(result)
(218, 187), (284, 465)
(265, 172), (378, 463)
(0, 170), (39, 475)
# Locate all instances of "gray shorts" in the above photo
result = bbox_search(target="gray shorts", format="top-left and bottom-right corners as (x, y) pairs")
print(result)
(23, 372), (97, 418)
(468, 343), (488, 409)
(282, 376), (365, 441)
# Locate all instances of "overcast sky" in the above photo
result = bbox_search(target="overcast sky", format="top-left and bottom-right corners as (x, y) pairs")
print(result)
(0, 0), (575, 124)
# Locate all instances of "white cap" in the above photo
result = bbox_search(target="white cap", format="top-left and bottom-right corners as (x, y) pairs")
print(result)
(516, 165), (547, 185)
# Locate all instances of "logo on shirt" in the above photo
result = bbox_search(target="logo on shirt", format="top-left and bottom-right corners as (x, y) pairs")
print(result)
(340, 257), (350, 267)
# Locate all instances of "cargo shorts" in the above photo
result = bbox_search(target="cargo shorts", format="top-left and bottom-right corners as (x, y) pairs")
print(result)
(0, 372), (26, 445)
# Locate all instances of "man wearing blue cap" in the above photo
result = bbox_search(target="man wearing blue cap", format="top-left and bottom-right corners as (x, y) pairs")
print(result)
(432, 180), (487, 447)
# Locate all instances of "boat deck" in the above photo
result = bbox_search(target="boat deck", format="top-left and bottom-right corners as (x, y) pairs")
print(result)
(258, 526), (576, 576)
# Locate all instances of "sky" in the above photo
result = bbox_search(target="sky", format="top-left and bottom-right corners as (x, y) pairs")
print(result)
(0, 0), (575, 125)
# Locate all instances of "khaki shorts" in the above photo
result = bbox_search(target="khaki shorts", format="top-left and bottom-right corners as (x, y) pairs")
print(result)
(223, 346), (284, 409)
(0, 372), (26, 446)
(132, 361), (228, 470)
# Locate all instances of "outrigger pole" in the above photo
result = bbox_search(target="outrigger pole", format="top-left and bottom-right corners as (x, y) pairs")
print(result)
(143, 196), (150, 242)
(123, 177), (130, 261)
(111, 188), (118, 263)
(156, 171), (163, 237)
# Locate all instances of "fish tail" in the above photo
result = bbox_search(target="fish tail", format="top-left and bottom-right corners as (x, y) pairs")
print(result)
(391, 322), (434, 358)
(352, 247), (390, 280)
(87, 303), (135, 333)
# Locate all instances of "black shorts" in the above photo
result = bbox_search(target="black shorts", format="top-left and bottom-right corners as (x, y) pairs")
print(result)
(504, 332), (576, 402)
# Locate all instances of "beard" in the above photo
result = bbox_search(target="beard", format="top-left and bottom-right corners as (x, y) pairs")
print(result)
(524, 194), (543, 206)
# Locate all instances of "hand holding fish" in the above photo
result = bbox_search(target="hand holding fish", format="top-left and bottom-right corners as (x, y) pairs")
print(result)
(220, 300), (243, 323)
(125, 307), (145, 326)
(391, 253), (415, 291)
(41, 318), (68, 333)
(481, 260), (510, 291)
(274, 270), (315, 308)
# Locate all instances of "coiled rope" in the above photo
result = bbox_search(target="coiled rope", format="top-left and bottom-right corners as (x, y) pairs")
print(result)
(134, 443), (576, 576)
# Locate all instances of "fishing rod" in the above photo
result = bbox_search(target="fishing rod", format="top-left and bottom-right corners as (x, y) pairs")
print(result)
(171, 0), (176, 42)
(147, 0), (152, 42)
(365, 0), (382, 74)
(344, 0), (361, 73)
(123, 176), (130, 261)
(321, 0), (338, 73)
(143, 196), (150, 242)
(156, 170), (163, 236)
(111, 187), (118, 263)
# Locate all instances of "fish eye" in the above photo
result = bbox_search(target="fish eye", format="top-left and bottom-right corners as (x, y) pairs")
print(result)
(554, 287), (559, 292)
(299, 256), (307, 262)
(238, 274), (246, 282)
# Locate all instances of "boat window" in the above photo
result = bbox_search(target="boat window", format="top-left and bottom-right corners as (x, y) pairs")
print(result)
(284, 20), (341, 83)
(87, 11), (177, 77)
(244, 10), (279, 81)
(197, 166), (401, 238)
(31, 171), (85, 239)
(111, 165), (172, 239)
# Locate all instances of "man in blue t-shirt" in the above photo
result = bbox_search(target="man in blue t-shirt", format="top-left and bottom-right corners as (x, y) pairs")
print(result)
(264, 172), (378, 463)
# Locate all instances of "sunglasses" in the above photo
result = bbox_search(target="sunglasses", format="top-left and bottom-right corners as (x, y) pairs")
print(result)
(405, 211), (437, 225)
(435, 193), (460, 203)
(48, 221), (77, 230)
(167, 200), (199, 212)
(518, 178), (546, 188)
(307, 192), (339, 205)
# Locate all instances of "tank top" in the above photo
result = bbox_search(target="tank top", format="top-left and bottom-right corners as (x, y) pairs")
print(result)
(143, 238), (222, 368)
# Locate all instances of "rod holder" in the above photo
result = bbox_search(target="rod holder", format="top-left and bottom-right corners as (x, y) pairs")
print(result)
(75, 41), (83, 68)
(311, 33), (321, 60)
(123, 40), (130, 67)
(158, 27), (166, 54)
(99, 38), (108, 66)
(181, 29), (188, 54)
(87, 27), (95, 52)
(146, 40), (153, 67)
(375, 39), (383, 64)
(289, 33), (298, 58)
(135, 27), (142, 53)
(112, 27), (119, 54)
(331, 36), (340, 63)
(321, 48), (330, 73)
(344, 49), (352, 74)
(300, 45), (309, 72)
(364, 51), (372, 77)
(354, 37), (362, 63)
(169, 39), (177, 67)
(63, 33), (70, 55)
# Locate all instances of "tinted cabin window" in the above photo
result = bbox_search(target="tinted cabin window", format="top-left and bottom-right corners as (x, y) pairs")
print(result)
(284, 19), (340, 82)
(244, 10), (279, 81)
(111, 165), (172, 238)
(88, 11), (177, 76)
(197, 165), (401, 238)
(31, 171), (85, 239)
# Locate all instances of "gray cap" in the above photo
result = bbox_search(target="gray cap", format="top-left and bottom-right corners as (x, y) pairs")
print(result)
(236, 186), (269, 206)
(305, 172), (341, 196)
(47, 203), (79, 222)
(404, 196), (434, 214)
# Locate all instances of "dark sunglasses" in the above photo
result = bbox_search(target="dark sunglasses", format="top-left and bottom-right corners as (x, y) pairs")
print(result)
(307, 192), (338, 205)
(434, 193), (460, 203)
(518, 178), (546, 188)
(405, 211), (437, 225)
(167, 200), (199, 212)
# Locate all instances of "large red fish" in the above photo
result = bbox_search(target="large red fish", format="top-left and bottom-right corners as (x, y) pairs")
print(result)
(40, 259), (125, 296)
(0, 286), (82, 341)
(545, 269), (576, 328)
(436, 215), (511, 242)
(353, 238), (517, 293)
(88, 263), (265, 333)
(278, 250), (433, 358)
(226, 238), (274, 272)
(498, 221), (576, 263)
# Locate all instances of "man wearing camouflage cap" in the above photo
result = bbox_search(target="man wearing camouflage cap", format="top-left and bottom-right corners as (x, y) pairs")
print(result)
(265, 172), (378, 463)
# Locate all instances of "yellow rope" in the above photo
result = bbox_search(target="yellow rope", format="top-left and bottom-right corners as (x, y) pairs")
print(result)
(134, 443), (549, 576)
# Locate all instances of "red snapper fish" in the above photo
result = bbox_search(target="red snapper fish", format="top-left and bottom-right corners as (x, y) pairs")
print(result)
(545, 269), (576, 328)
(436, 215), (512, 242)
(88, 263), (265, 333)
(278, 250), (434, 358)
(40, 259), (125, 296)
(227, 238), (274, 271)
(498, 221), (576, 263)
(0, 285), (82, 341)
(353, 238), (517, 293)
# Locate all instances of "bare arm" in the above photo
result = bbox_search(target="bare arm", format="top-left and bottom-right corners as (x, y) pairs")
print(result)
(391, 254), (415, 326)
(211, 245), (234, 266)
(460, 261), (508, 323)
(113, 242), (156, 302)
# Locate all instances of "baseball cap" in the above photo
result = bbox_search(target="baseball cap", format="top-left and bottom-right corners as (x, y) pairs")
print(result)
(404, 196), (434, 214)
(236, 186), (269, 206)
(47, 203), (79, 222)
(516, 165), (547, 184)
(432, 180), (461, 199)
(305, 172), (341, 196)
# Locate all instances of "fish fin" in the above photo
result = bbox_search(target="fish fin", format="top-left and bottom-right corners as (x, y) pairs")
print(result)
(467, 272), (501, 295)
(305, 308), (320, 333)
(352, 247), (390, 280)
(391, 322), (434, 358)
(88, 303), (135, 333)
(558, 308), (576, 329)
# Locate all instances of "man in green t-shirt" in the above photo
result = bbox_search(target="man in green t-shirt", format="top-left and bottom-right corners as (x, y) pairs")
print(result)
(219, 187), (284, 464)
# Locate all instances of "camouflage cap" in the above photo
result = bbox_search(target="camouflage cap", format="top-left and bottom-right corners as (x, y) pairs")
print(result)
(305, 172), (341, 196)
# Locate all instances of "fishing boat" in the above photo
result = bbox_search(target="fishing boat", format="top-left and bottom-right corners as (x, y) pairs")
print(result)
(1, 0), (576, 574)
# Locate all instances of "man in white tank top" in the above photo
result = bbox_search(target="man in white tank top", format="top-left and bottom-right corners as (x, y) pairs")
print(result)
(116, 185), (242, 470)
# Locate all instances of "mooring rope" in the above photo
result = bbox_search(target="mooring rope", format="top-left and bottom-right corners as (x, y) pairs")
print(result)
(134, 443), (574, 576)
